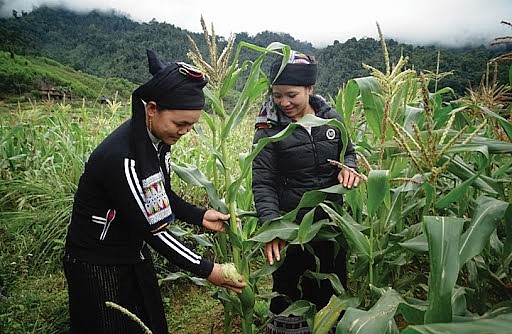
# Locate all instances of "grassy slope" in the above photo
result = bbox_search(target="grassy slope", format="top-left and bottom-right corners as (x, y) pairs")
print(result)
(0, 50), (136, 101)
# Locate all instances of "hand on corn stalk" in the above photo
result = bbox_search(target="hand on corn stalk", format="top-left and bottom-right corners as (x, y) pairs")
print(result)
(328, 159), (368, 185)
(202, 208), (233, 233)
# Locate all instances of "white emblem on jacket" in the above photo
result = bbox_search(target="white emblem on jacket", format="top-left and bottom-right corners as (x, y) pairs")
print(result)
(326, 128), (336, 140)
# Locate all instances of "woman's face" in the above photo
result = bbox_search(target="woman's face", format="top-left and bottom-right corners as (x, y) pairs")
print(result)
(146, 102), (201, 145)
(271, 85), (313, 121)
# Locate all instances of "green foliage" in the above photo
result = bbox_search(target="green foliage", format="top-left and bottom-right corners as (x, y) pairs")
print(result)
(0, 50), (136, 100)
(1, 17), (512, 332)
(1, 6), (510, 99)
(0, 102), (129, 271)
(0, 270), (69, 334)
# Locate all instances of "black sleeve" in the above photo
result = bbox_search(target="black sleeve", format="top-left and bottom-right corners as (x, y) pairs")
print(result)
(168, 188), (206, 226)
(105, 157), (213, 278)
(342, 137), (358, 171)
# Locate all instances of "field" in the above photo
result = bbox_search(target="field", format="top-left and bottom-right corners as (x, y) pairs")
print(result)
(1, 38), (512, 334)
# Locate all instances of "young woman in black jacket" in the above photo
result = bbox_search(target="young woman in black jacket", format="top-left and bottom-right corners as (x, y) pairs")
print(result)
(252, 51), (360, 333)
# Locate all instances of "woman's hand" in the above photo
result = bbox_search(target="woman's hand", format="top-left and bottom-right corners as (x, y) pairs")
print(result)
(265, 238), (286, 265)
(338, 168), (360, 189)
(202, 209), (230, 233)
(207, 263), (247, 293)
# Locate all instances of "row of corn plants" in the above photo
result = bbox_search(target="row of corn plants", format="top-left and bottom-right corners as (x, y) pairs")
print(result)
(168, 22), (512, 333)
(1, 22), (511, 333)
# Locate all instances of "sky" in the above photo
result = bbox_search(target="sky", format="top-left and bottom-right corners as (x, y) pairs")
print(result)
(1, 0), (511, 48)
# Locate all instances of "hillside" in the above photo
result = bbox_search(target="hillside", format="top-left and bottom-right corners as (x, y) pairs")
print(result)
(1, 5), (510, 99)
(0, 50), (136, 102)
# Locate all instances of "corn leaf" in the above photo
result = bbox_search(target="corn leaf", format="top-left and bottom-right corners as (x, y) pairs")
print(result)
(320, 203), (371, 259)
(402, 312), (512, 334)
(351, 76), (383, 138)
(399, 233), (428, 253)
(170, 161), (227, 212)
(459, 196), (511, 268)
(312, 295), (359, 334)
(303, 271), (347, 296)
(446, 156), (500, 195)
(250, 220), (298, 243)
(434, 171), (481, 209)
(367, 169), (390, 216)
(423, 216), (464, 324)
(337, 288), (404, 334)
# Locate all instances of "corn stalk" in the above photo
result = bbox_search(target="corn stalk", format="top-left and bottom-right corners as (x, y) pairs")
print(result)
(179, 22), (296, 333)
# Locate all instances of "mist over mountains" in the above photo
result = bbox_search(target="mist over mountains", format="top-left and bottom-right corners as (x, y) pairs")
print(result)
(1, 0), (511, 48)
(1, 5), (510, 99)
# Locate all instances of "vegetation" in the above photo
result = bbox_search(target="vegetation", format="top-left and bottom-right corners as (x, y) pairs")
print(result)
(1, 11), (512, 334)
(0, 50), (136, 102)
(1, 6), (510, 99)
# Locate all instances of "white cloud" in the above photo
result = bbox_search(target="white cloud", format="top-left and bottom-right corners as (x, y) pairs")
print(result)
(1, 0), (511, 48)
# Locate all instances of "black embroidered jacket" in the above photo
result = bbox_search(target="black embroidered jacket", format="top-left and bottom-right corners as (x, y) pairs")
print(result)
(65, 120), (213, 278)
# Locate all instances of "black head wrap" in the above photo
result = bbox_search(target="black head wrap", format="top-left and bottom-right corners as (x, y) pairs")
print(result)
(129, 50), (207, 228)
(136, 49), (207, 110)
(269, 51), (317, 86)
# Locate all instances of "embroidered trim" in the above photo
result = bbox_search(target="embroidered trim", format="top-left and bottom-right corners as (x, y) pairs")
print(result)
(142, 172), (172, 225)
(124, 158), (173, 226)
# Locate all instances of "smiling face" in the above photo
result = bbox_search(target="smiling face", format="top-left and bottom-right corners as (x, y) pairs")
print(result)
(145, 101), (201, 145)
(271, 85), (314, 121)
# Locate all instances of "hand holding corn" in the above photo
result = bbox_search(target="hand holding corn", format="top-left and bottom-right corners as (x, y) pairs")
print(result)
(208, 263), (246, 293)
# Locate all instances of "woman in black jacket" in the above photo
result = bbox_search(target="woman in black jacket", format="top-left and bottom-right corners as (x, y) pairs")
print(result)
(63, 50), (246, 334)
(252, 51), (360, 333)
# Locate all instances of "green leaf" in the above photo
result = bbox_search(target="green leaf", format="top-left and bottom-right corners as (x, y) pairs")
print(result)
(170, 162), (227, 212)
(459, 196), (510, 268)
(320, 204), (371, 259)
(447, 156), (500, 195)
(250, 220), (298, 243)
(402, 312), (512, 334)
(398, 298), (427, 325)
(337, 288), (404, 334)
(296, 213), (328, 245)
(221, 54), (267, 140)
(312, 295), (359, 334)
(304, 271), (347, 296)
(434, 171), (480, 209)
(399, 233), (428, 253)
(351, 76), (384, 138)
(423, 216), (464, 324)
(280, 299), (315, 318)
(344, 80), (359, 118)
(367, 170), (390, 216)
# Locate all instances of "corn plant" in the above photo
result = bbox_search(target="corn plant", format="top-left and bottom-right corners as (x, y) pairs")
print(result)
(160, 19), (512, 332)
(168, 21), (298, 333)
(246, 25), (512, 333)
(326, 25), (512, 332)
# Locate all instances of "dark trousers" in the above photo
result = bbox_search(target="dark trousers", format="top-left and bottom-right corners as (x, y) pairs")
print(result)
(270, 240), (347, 314)
(63, 253), (168, 334)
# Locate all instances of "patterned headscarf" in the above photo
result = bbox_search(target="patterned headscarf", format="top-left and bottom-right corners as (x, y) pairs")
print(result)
(256, 50), (317, 128)
(269, 50), (317, 86)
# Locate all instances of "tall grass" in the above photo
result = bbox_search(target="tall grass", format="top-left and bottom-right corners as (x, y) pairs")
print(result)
(0, 99), (127, 271)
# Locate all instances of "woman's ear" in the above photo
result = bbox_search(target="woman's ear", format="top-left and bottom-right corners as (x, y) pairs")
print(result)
(146, 101), (158, 117)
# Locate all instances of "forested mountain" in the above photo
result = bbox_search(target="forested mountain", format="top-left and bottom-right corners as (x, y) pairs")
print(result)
(1, 5), (510, 100)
